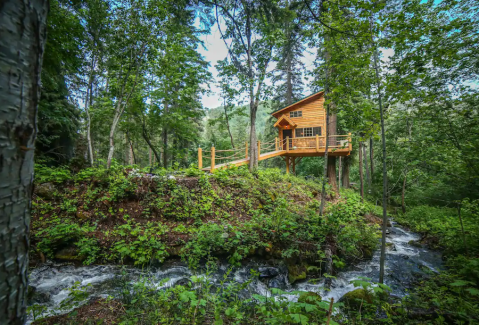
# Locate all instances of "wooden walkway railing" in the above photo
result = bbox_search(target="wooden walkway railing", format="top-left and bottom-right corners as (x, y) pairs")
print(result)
(199, 133), (351, 171)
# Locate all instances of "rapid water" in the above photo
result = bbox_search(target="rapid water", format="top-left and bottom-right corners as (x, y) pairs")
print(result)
(27, 221), (442, 322)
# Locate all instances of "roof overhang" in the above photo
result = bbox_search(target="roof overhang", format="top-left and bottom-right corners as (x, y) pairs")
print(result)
(273, 115), (297, 128)
(271, 91), (324, 118)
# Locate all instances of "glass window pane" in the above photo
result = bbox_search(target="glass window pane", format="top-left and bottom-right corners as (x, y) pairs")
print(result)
(313, 127), (321, 136)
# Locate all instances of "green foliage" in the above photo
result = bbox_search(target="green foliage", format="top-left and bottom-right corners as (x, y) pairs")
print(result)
(115, 265), (339, 325)
(396, 201), (479, 255)
(111, 222), (169, 265)
(34, 164), (72, 184)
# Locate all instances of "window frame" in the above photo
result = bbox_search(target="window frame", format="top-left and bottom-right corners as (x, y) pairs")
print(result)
(295, 127), (321, 138)
(289, 111), (302, 118)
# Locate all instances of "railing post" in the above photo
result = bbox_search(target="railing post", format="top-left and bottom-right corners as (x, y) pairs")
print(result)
(286, 136), (290, 152)
(275, 137), (278, 151)
(348, 132), (352, 151)
(316, 134), (319, 152)
(257, 140), (261, 156)
(245, 141), (248, 159)
(198, 147), (202, 169)
(211, 147), (215, 172)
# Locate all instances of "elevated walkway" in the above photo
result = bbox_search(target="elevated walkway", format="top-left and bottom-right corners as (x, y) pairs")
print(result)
(199, 134), (352, 173)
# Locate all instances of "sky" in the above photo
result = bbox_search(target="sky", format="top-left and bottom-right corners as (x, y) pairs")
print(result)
(197, 23), (395, 110)
(197, 23), (317, 110)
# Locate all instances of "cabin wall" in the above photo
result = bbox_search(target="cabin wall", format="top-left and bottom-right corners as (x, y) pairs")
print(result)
(288, 97), (326, 130)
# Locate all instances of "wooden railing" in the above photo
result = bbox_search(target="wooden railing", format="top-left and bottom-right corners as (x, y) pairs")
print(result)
(198, 133), (351, 171)
(278, 133), (352, 152)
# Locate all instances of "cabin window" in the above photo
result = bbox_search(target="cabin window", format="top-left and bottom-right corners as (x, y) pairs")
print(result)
(290, 111), (302, 118)
(295, 127), (321, 137)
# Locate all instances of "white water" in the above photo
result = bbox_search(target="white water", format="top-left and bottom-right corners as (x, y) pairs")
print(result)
(27, 221), (441, 322)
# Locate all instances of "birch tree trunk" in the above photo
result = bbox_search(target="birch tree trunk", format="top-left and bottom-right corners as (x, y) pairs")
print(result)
(364, 141), (371, 190)
(359, 141), (364, 199)
(0, 1), (48, 323)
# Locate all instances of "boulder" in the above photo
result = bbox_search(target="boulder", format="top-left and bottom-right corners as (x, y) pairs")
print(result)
(408, 240), (422, 248)
(36, 182), (56, 199)
(258, 267), (279, 278)
(287, 262), (307, 284)
(386, 242), (396, 251)
(54, 247), (84, 262)
(340, 288), (373, 309)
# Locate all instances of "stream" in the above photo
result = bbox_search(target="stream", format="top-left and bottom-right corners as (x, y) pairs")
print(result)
(27, 221), (442, 322)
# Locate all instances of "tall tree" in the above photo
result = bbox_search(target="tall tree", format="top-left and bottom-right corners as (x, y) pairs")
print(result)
(211, 0), (280, 170)
(0, 1), (48, 323)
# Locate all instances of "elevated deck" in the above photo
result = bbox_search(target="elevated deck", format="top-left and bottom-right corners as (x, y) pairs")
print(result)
(199, 134), (352, 173)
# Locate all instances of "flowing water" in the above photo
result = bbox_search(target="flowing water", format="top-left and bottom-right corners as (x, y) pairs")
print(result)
(27, 221), (442, 323)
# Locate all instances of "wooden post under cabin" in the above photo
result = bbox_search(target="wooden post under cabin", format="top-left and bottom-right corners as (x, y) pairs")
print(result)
(245, 141), (248, 159)
(275, 137), (278, 151)
(286, 136), (290, 152)
(211, 147), (215, 172)
(348, 133), (352, 152)
(198, 147), (202, 169)
(292, 157), (296, 174)
(286, 157), (290, 174)
(257, 140), (261, 156)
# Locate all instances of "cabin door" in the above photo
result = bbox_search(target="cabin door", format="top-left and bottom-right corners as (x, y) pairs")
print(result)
(282, 129), (292, 149)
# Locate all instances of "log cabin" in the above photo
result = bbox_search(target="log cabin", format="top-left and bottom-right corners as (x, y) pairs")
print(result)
(199, 91), (352, 173)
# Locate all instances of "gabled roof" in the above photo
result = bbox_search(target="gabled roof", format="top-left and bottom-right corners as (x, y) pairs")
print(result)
(273, 114), (297, 128)
(271, 90), (324, 118)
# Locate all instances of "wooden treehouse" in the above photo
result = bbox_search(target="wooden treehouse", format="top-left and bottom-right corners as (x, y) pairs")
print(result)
(199, 91), (352, 173)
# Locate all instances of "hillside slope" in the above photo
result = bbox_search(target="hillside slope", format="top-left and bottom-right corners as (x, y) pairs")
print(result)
(31, 164), (379, 276)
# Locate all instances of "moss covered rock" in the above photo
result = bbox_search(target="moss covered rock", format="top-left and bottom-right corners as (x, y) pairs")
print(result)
(287, 262), (308, 284)
(54, 247), (84, 262)
(340, 289), (373, 309)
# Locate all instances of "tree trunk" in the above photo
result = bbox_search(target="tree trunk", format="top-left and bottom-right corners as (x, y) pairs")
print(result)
(85, 58), (95, 167)
(342, 155), (351, 189)
(371, 19), (389, 284)
(338, 157), (342, 190)
(163, 102), (169, 168)
(369, 138), (374, 179)
(401, 172), (407, 214)
(249, 104), (258, 170)
(224, 105), (235, 148)
(0, 1), (48, 323)
(359, 141), (364, 199)
(327, 112), (337, 193)
(319, 102), (330, 215)
(364, 141), (371, 190)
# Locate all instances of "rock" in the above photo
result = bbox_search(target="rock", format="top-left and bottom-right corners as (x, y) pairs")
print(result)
(408, 240), (422, 248)
(298, 291), (322, 304)
(386, 242), (396, 251)
(31, 290), (52, 304)
(54, 247), (84, 262)
(258, 267), (279, 278)
(36, 182), (56, 199)
(340, 289), (373, 309)
(287, 262), (307, 284)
